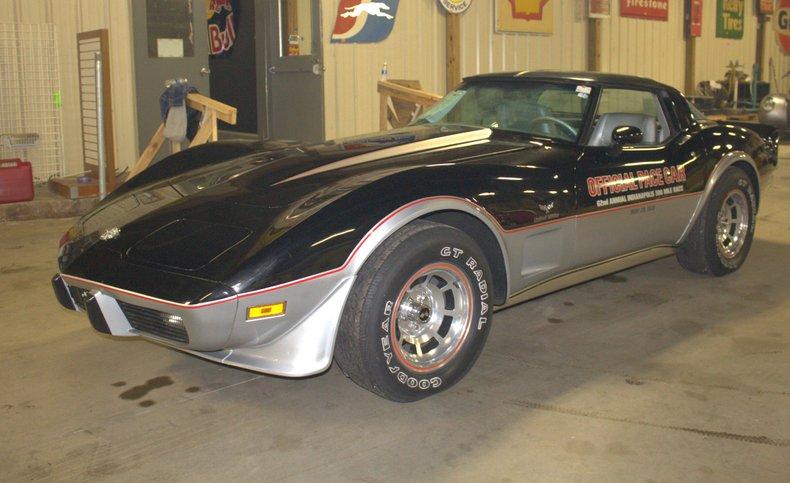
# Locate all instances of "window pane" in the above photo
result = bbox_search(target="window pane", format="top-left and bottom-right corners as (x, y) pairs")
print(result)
(687, 100), (707, 121)
(146, 0), (194, 58)
(589, 88), (670, 146)
(597, 89), (659, 117)
(281, 0), (312, 57)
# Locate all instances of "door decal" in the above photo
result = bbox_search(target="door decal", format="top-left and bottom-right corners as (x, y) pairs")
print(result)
(586, 166), (687, 208)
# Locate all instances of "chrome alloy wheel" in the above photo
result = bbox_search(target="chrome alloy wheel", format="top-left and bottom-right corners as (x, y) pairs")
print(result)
(391, 263), (473, 372)
(716, 190), (750, 259)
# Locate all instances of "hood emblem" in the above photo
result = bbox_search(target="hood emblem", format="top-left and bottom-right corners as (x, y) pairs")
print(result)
(538, 202), (554, 214)
(99, 227), (121, 241)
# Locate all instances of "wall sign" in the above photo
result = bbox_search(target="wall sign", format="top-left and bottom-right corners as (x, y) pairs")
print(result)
(620, 0), (669, 21)
(207, 0), (238, 56)
(331, 0), (400, 43)
(495, 0), (554, 34)
(758, 0), (774, 14)
(589, 0), (611, 18)
(716, 0), (744, 39)
(685, 0), (703, 38)
(774, 0), (790, 53)
(438, 0), (472, 14)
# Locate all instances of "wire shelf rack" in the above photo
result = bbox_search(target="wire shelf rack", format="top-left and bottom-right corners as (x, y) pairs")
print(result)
(0, 23), (65, 182)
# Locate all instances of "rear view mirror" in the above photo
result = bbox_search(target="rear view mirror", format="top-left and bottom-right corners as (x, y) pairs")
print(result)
(611, 125), (643, 146)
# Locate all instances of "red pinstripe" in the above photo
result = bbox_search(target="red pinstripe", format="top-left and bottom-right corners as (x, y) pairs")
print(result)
(61, 190), (702, 309)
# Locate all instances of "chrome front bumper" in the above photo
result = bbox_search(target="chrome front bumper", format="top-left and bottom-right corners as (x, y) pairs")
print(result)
(53, 272), (354, 377)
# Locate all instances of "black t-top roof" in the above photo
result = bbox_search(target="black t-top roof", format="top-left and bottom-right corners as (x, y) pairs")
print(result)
(463, 70), (672, 91)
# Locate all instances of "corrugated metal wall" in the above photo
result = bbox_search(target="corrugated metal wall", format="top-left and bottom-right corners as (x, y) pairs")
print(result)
(458, 1), (587, 79)
(5, 0), (137, 175)
(322, 0), (782, 139)
(459, 1), (761, 94)
(763, 18), (790, 95)
(600, 1), (686, 89)
(9, 0), (786, 153)
(322, 0), (446, 139)
(695, 0), (757, 86)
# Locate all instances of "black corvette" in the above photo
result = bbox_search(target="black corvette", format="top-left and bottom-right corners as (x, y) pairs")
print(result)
(53, 71), (778, 401)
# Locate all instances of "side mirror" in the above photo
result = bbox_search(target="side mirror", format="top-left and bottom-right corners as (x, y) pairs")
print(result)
(611, 125), (643, 146)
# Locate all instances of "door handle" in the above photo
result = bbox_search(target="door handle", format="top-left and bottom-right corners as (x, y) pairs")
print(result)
(200, 67), (211, 76)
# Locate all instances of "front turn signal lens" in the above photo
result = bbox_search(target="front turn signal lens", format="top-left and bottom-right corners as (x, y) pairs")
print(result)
(247, 302), (286, 320)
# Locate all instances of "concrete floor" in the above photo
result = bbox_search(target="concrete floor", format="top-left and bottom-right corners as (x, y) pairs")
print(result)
(2, 155), (789, 482)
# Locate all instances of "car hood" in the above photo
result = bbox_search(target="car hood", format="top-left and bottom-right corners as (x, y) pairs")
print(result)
(60, 124), (562, 285)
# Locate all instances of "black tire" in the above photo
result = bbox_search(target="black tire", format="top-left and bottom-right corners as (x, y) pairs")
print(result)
(335, 220), (493, 402)
(677, 167), (756, 276)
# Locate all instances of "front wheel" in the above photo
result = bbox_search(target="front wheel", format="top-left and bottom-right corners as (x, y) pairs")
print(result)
(335, 220), (493, 402)
(677, 166), (757, 276)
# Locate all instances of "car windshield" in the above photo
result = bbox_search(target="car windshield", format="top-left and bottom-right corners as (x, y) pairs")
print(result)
(413, 81), (591, 142)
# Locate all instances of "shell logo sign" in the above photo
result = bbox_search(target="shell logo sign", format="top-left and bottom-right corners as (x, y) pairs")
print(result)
(774, 0), (790, 54)
(508, 0), (550, 20)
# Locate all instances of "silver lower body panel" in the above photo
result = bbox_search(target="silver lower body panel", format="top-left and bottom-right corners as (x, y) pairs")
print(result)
(60, 271), (354, 377)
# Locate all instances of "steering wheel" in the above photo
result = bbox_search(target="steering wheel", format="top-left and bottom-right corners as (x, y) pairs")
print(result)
(528, 116), (578, 139)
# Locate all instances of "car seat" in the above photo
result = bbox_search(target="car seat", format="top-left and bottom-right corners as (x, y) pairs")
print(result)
(588, 113), (658, 146)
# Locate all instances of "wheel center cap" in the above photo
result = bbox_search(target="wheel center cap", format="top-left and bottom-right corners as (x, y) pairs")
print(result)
(418, 307), (431, 322)
(397, 289), (435, 337)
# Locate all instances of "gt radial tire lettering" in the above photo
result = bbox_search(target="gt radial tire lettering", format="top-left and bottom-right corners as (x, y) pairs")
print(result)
(740, 178), (757, 232)
(444, 246), (488, 330)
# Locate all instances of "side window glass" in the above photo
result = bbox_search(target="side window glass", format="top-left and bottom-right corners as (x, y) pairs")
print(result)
(588, 88), (670, 147)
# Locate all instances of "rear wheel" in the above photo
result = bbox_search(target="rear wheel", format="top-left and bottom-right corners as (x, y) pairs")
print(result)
(677, 167), (756, 276)
(335, 220), (493, 402)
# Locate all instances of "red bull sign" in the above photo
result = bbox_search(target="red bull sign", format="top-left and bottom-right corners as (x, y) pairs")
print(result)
(207, 0), (237, 56)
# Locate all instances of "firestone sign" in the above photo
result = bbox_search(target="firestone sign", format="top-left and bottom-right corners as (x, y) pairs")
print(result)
(620, 0), (669, 21)
(774, 0), (790, 54)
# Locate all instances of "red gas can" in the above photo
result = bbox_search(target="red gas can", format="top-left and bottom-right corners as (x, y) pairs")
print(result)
(0, 159), (34, 204)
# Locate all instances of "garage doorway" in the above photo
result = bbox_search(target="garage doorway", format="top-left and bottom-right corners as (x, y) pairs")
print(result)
(207, 0), (259, 138)
(131, 0), (325, 155)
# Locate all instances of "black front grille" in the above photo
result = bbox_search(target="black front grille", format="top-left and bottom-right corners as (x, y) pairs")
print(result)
(117, 301), (189, 343)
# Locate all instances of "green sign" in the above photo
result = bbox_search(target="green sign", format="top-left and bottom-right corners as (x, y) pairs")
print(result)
(716, 0), (744, 39)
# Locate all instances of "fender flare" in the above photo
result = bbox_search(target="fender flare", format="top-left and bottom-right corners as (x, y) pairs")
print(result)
(344, 196), (511, 298)
(677, 150), (759, 244)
